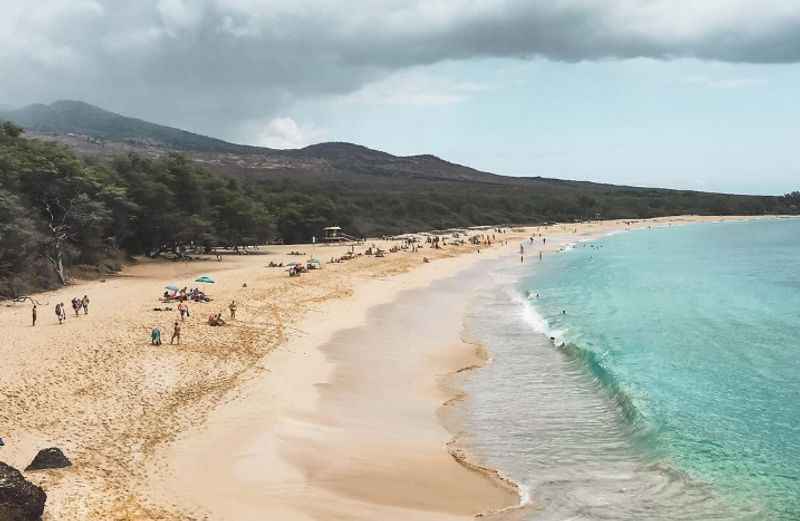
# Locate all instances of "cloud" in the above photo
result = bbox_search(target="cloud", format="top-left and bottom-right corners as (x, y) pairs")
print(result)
(341, 69), (490, 107)
(681, 75), (768, 89)
(1, 0), (799, 140)
(248, 117), (327, 149)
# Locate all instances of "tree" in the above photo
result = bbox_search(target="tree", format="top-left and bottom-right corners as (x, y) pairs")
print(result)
(1, 121), (23, 138)
(41, 193), (111, 285)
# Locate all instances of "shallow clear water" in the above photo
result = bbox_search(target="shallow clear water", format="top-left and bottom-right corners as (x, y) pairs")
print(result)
(462, 219), (800, 520)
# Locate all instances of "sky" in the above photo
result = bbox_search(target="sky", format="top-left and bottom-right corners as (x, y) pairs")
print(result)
(1, 1), (799, 195)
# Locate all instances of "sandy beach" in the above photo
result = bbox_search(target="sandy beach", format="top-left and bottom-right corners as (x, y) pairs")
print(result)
(0, 215), (765, 520)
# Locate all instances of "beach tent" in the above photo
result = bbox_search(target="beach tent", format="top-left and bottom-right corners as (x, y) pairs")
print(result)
(195, 275), (215, 284)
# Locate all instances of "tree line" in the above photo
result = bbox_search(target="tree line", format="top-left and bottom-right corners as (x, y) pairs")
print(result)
(1, 121), (798, 297)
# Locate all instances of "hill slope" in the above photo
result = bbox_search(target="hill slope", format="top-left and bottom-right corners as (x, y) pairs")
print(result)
(0, 100), (263, 153)
(1, 100), (796, 238)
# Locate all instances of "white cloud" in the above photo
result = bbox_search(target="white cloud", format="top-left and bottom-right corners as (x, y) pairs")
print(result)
(249, 117), (327, 149)
(341, 69), (490, 107)
(2, 0), (800, 137)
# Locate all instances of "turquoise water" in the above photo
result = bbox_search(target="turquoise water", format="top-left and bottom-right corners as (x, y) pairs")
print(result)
(462, 219), (800, 520)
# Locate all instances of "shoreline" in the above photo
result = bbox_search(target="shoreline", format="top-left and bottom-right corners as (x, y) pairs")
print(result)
(0, 215), (777, 520)
(147, 244), (521, 520)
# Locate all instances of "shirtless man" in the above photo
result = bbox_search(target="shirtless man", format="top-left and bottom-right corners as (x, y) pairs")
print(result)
(170, 321), (181, 345)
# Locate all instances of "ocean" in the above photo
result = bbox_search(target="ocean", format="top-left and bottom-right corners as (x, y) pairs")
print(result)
(461, 219), (800, 520)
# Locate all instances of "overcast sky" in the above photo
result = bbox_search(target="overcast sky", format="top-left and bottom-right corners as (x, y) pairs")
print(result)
(2, 0), (799, 194)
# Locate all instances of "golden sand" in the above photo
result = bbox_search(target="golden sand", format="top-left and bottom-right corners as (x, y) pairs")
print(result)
(0, 216), (765, 520)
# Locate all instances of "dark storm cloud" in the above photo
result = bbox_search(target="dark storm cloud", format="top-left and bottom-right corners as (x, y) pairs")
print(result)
(1, 0), (799, 137)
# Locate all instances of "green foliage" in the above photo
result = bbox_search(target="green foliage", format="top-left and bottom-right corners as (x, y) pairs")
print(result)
(0, 127), (272, 296)
(0, 118), (797, 297)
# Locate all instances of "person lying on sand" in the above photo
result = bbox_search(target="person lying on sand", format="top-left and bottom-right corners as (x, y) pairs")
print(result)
(208, 313), (226, 326)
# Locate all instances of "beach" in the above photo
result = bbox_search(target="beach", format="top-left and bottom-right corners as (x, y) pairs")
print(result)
(0, 215), (762, 520)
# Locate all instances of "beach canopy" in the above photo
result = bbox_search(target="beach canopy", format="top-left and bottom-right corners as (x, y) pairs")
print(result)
(165, 284), (179, 291)
(195, 275), (215, 284)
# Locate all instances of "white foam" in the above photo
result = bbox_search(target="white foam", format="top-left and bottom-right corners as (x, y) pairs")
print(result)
(508, 287), (568, 345)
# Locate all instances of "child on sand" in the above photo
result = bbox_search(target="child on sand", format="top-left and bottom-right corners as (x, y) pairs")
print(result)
(170, 321), (181, 345)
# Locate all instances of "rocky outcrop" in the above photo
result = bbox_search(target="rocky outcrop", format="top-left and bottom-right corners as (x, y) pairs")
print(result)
(0, 461), (46, 521)
(25, 448), (72, 471)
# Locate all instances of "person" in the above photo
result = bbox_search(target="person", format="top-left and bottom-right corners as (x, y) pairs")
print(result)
(178, 302), (188, 321)
(520, 254), (524, 264)
(60, 302), (67, 322)
(151, 327), (162, 346)
(81, 295), (90, 315)
(539, 251), (543, 262)
(72, 298), (81, 317)
(170, 321), (181, 345)
(55, 303), (63, 324)
(229, 300), (237, 320)
(31, 304), (37, 327)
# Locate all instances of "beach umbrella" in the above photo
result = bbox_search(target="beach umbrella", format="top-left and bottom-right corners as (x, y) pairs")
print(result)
(165, 284), (179, 291)
(195, 275), (215, 284)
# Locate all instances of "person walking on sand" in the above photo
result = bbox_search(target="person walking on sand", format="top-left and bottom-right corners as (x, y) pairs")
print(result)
(170, 321), (181, 345)
(72, 297), (80, 317)
(229, 300), (237, 320)
(81, 295), (90, 315)
(151, 327), (162, 346)
(31, 304), (37, 327)
(55, 303), (63, 324)
(178, 301), (188, 321)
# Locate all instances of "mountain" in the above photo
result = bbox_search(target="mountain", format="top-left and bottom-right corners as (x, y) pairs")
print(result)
(0, 101), (518, 184)
(0, 100), (262, 153)
(1, 100), (793, 233)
